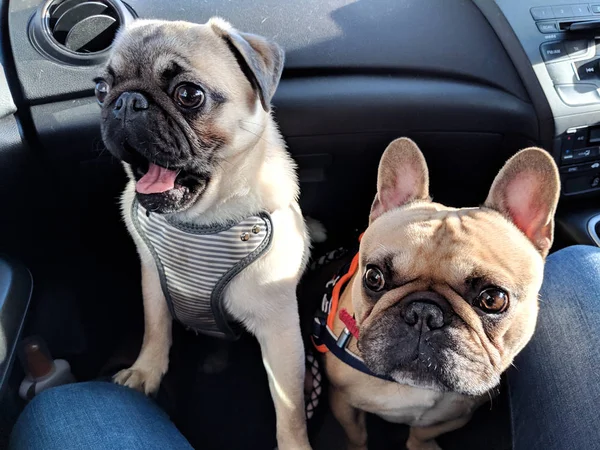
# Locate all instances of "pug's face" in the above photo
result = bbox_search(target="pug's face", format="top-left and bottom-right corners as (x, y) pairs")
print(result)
(96, 19), (284, 214)
(354, 138), (560, 396)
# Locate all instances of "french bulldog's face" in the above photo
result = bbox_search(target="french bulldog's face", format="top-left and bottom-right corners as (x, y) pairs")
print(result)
(96, 19), (284, 214)
(355, 138), (560, 396)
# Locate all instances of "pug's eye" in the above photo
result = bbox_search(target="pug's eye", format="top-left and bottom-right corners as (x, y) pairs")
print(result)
(174, 83), (205, 109)
(474, 288), (509, 314)
(95, 80), (109, 104)
(364, 265), (385, 292)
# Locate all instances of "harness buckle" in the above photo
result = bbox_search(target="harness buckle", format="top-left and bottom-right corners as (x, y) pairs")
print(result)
(311, 316), (326, 345)
(336, 328), (352, 349)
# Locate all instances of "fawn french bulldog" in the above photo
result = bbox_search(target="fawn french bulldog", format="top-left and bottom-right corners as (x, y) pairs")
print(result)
(318, 138), (559, 450)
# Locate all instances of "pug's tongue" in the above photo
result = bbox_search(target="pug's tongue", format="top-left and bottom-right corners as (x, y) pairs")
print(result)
(136, 163), (178, 194)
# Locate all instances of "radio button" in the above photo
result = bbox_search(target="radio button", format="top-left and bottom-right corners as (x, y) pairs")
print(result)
(541, 41), (568, 62)
(565, 40), (589, 57)
(531, 6), (555, 20)
(577, 60), (600, 79)
(538, 22), (559, 33)
(572, 4), (591, 16)
(553, 5), (574, 18)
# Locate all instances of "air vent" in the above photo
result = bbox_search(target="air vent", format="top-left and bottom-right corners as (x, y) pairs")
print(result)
(29, 0), (135, 66)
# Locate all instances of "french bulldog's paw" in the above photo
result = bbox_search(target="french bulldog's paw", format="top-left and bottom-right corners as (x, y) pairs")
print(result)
(406, 438), (441, 450)
(113, 365), (164, 395)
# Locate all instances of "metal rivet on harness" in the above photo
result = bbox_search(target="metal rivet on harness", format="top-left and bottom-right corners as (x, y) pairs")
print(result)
(240, 232), (250, 241)
(252, 225), (261, 234)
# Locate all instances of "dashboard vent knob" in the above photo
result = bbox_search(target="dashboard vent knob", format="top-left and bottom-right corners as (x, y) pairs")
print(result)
(29, 0), (135, 66)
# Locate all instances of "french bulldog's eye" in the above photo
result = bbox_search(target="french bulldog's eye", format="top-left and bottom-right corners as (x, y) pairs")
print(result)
(364, 266), (385, 292)
(95, 80), (109, 104)
(174, 83), (206, 109)
(475, 288), (509, 314)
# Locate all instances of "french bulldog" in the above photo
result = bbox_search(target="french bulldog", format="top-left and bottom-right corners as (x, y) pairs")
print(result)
(96, 18), (312, 449)
(321, 138), (560, 450)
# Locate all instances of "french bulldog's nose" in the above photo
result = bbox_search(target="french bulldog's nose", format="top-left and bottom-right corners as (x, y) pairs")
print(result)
(113, 92), (149, 120)
(403, 301), (445, 331)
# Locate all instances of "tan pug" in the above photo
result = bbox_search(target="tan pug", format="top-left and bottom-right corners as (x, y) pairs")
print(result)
(323, 138), (560, 450)
(96, 18), (312, 449)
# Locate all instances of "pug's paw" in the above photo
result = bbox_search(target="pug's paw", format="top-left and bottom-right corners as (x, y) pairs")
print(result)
(113, 365), (165, 396)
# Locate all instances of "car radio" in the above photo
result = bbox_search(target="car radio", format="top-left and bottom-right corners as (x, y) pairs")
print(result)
(498, 1), (600, 196)
(533, 3), (600, 106)
(559, 125), (600, 193)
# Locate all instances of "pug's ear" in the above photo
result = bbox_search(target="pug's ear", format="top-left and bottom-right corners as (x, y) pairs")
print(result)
(209, 17), (284, 112)
(370, 138), (430, 224)
(485, 148), (560, 257)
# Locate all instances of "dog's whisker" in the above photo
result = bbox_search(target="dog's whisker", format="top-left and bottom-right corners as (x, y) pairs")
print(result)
(377, 242), (389, 252)
(240, 119), (264, 127)
(239, 124), (276, 146)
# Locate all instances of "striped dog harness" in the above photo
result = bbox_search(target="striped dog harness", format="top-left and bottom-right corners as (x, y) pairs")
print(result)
(131, 199), (273, 340)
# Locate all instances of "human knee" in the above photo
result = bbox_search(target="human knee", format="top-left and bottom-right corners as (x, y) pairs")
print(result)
(548, 244), (599, 269)
(541, 245), (600, 305)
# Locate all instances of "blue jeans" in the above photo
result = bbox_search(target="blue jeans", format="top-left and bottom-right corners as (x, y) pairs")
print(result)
(509, 245), (600, 450)
(9, 382), (193, 450)
(9, 246), (600, 450)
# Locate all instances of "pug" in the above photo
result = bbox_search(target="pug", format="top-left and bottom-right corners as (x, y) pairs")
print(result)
(314, 138), (560, 450)
(95, 18), (312, 449)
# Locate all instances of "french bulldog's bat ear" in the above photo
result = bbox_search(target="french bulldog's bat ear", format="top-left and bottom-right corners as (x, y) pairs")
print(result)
(209, 17), (284, 112)
(369, 138), (430, 224)
(485, 148), (560, 257)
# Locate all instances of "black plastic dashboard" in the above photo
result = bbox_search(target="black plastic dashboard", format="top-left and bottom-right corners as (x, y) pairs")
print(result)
(4, 0), (560, 224)
(1, 0), (599, 266)
(1, 0), (598, 257)
(9, 0), (529, 103)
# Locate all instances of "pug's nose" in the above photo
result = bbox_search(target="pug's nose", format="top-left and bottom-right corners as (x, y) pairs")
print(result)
(113, 92), (149, 121)
(402, 301), (445, 331)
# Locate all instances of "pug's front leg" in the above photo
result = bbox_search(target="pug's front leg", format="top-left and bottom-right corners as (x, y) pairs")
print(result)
(114, 261), (172, 395)
(254, 298), (311, 450)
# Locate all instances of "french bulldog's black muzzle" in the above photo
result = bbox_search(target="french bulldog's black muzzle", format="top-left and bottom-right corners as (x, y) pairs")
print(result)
(400, 295), (449, 332)
(359, 291), (455, 384)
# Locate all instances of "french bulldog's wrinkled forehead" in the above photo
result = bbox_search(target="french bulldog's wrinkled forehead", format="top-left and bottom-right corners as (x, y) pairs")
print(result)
(360, 201), (544, 290)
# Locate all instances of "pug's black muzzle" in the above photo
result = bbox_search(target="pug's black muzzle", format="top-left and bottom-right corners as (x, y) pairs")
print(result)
(100, 91), (209, 214)
(102, 91), (193, 169)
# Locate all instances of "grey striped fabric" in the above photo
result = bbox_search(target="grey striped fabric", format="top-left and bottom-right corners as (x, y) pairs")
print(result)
(132, 199), (272, 339)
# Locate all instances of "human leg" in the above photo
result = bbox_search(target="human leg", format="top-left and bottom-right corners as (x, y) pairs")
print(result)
(508, 245), (600, 450)
(9, 381), (192, 450)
